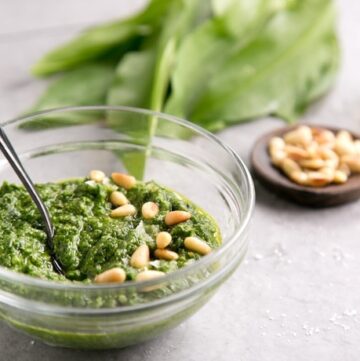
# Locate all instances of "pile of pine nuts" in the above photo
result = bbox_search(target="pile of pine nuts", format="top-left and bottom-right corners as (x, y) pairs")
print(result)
(268, 126), (360, 187)
(87, 171), (212, 284)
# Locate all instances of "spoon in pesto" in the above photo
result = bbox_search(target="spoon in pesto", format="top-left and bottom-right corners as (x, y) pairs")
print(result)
(0, 128), (64, 275)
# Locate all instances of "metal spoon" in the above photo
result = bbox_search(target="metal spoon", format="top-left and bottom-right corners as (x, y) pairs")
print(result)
(0, 127), (63, 274)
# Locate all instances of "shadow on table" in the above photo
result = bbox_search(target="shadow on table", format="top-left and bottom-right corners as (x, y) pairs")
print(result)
(0, 322), (174, 361)
(253, 178), (306, 213)
(253, 177), (356, 212)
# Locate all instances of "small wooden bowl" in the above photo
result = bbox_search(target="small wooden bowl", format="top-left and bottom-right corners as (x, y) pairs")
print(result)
(251, 125), (360, 207)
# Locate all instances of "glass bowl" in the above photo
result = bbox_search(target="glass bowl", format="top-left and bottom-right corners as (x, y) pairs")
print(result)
(0, 106), (254, 349)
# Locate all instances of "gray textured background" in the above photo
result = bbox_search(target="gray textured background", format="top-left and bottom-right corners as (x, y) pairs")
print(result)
(0, 1), (359, 360)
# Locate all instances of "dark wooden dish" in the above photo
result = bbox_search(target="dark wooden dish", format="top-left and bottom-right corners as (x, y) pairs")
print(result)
(251, 125), (360, 207)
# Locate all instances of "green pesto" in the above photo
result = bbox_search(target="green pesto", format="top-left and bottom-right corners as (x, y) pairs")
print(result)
(0, 178), (221, 282)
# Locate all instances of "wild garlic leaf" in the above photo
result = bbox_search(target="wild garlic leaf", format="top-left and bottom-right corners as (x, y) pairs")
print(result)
(107, 0), (212, 178)
(31, 0), (174, 76)
(107, 49), (157, 109)
(165, 0), (285, 122)
(211, 0), (291, 37)
(166, 0), (339, 131)
(106, 48), (157, 179)
(107, 0), (212, 112)
(21, 63), (114, 129)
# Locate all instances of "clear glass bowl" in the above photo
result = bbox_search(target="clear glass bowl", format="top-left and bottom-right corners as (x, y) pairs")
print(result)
(0, 106), (254, 349)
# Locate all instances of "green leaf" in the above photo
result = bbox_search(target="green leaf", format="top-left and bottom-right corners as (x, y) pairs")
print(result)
(108, 0), (212, 112)
(211, 0), (291, 37)
(107, 49), (157, 109)
(107, 0), (212, 178)
(105, 48), (157, 179)
(165, 0), (287, 120)
(21, 63), (114, 129)
(31, 0), (174, 76)
(166, 0), (339, 131)
(106, 41), (177, 179)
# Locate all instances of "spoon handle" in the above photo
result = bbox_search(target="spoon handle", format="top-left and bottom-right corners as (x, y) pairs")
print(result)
(0, 128), (63, 274)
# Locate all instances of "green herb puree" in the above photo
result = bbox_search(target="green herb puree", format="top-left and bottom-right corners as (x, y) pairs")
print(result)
(0, 178), (220, 282)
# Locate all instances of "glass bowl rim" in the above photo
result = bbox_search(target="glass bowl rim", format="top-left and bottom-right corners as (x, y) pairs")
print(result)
(0, 105), (255, 293)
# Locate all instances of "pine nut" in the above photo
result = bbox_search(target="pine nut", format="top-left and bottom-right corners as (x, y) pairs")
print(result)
(94, 268), (126, 284)
(337, 130), (353, 142)
(299, 158), (325, 170)
(342, 155), (360, 173)
(323, 159), (339, 169)
(334, 170), (348, 184)
(154, 249), (179, 261)
(338, 162), (351, 176)
(354, 140), (360, 155)
(285, 145), (308, 161)
(284, 126), (312, 147)
(142, 202), (159, 219)
(300, 125), (313, 139)
(111, 172), (136, 189)
(270, 149), (286, 166)
(320, 167), (335, 179)
(89, 170), (106, 183)
(319, 148), (339, 169)
(110, 204), (136, 218)
(334, 138), (355, 156)
(306, 171), (333, 187)
(130, 244), (150, 269)
(312, 128), (335, 145)
(319, 147), (338, 160)
(269, 137), (285, 151)
(136, 270), (165, 282)
(269, 137), (286, 166)
(110, 191), (128, 206)
(281, 158), (301, 177)
(156, 232), (172, 249)
(290, 171), (308, 185)
(298, 126), (313, 144)
(165, 211), (191, 226)
(305, 142), (320, 159)
(184, 236), (212, 255)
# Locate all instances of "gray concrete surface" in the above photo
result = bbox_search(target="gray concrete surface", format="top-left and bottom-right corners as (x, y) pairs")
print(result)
(0, 1), (360, 360)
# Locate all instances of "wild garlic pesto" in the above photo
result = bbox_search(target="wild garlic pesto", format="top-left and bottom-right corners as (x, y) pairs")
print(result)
(0, 173), (221, 282)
